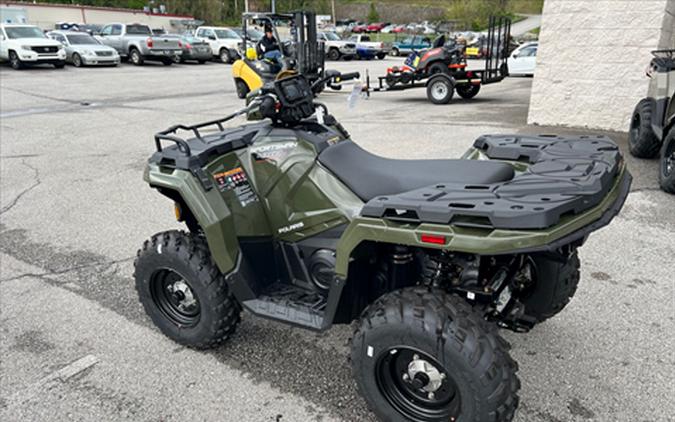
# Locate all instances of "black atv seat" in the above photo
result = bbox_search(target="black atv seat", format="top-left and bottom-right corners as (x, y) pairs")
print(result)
(318, 140), (515, 202)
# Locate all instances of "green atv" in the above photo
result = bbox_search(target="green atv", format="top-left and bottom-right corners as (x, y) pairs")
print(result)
(629, 49), (675, 193)
(135, 73), (631, 421)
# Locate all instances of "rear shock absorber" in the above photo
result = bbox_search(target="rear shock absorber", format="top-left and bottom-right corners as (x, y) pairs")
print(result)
(390, 245), (413, 290)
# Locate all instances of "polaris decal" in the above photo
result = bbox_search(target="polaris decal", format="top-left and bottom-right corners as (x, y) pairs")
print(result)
(278, 222), (304, 234)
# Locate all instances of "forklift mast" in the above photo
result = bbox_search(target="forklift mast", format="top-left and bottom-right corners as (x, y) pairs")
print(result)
(292, 11), (324, 77)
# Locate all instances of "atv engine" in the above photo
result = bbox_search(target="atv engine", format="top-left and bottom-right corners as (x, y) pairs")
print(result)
(420, 250), (539, 331)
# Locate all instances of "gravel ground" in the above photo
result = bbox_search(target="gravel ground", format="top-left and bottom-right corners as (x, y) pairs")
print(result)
(1, 57), (674, 422)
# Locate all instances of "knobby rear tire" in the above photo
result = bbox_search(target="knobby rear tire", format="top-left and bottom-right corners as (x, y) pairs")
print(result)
(351, 287), (520, 422)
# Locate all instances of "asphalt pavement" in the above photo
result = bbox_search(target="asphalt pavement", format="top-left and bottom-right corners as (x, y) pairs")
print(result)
(1, 57), (674, 422)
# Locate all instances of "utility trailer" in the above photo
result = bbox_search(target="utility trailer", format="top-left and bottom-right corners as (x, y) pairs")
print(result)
(366, 16), (511, 104)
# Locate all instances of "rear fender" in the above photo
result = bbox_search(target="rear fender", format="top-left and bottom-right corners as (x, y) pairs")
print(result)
(144, 163), (240, 275)
(334, 165), (631, 278)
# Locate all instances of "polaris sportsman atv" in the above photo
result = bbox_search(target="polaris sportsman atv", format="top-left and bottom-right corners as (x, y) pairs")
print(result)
(628, 49), (675, 193)
(135, 73), (631, 421)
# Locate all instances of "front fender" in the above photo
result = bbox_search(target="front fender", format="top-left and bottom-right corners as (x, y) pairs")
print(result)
(144, 163), (240, 274)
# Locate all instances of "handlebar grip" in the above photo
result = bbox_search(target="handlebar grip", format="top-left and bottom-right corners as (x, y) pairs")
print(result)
(338, 72), (360, 82)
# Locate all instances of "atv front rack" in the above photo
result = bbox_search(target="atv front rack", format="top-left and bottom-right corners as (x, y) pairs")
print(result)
(361, 134), (630, 230)
(154, 108), (253, 155)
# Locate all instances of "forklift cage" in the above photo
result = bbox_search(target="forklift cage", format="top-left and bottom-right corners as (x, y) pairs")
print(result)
(241, 11), (325, 80)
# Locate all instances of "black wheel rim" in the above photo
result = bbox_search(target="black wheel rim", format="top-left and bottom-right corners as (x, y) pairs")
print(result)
(376, 347), (461, 421)
(630, 113), (640, 145)
(150, 268), (201, 327)
(663, 138), (675, 177)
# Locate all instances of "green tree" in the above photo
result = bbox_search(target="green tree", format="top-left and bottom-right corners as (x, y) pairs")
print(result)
(366, 2), (379, 23)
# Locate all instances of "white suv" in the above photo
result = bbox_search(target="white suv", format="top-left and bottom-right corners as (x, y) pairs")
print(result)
(0, 24), (66, 69)
(195, 26), (241, 63)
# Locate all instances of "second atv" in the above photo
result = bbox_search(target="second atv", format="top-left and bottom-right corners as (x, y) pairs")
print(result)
(135, 73), (631, 421)
(628, 48), (675, 193)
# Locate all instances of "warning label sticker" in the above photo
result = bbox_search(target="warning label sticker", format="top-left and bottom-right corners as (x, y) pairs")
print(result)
(213, 167), (258, 207)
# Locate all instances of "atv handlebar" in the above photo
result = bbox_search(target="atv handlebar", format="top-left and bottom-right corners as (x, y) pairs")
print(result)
(312, 71), (361, 90)
(337, 72), (361, 82)
(154, 72), (360, 154)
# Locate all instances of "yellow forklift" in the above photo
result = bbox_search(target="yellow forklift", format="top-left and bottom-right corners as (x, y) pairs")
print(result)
(232, 11), (326, 99)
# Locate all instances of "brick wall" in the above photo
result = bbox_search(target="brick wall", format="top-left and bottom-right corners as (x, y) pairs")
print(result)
(528, 0), (675, 131)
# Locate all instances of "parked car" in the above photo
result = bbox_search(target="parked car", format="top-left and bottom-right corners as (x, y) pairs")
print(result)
(164, 34), (211, 64)
(380, 24), (396, 34)
(347, 34), (388, 59)
(195, 26), (241, 63)
(232, 27), (263, 43)
(97, 23), (182, 65)
(319, 31), (356, 61)
(351, 23), (368, 33)
(507, 42), (538, 76)
(54, 22), (101, 35)
(392, 24), (406, 34)
(420, 24), (437, 35)
(0, 24), (66, 69)
(390, 35), (432, 56)
(335, 19), (356, 34)
(366, 22), (387, 33)
(47, 30), (120, 67)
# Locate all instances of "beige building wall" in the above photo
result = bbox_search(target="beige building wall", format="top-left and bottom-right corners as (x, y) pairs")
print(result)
(0, 2), (193, 31)
(528, 0), (675, 131)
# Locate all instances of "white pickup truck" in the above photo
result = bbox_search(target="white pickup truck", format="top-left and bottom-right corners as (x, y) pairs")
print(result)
(195, 26), (241, 63)
(97, 23), (182, 65)
(346, 34), (388, 59)
(0, 24), (66, 69)
(318, 31), (356, 61)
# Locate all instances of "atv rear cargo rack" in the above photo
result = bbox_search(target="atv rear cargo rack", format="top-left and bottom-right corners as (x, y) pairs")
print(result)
(361, 134), (631, 230)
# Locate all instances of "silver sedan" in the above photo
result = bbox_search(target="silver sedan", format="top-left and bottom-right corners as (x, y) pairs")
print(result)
(47, 31), (120, 67)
